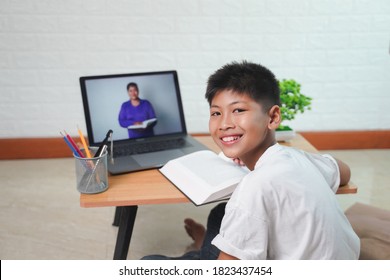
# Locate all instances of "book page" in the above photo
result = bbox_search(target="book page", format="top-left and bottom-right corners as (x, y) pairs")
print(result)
(175, 151), (247, 188)
(144, 118), (157, 126)
(127, 118), (157, 129)
(160, 150), (249, 205)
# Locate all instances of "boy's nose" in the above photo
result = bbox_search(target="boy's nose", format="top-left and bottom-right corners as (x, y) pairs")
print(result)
(219, 115), (235, 130)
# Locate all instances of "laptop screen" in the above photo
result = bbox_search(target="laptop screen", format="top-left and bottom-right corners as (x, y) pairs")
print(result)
(80, 70), (187, 146)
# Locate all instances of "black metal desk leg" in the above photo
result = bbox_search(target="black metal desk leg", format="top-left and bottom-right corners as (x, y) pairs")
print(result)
(113, 205), (138, 260)
(112, 206), (121, 226)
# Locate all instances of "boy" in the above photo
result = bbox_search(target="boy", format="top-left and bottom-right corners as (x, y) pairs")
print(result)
(143, 61), (360, 260)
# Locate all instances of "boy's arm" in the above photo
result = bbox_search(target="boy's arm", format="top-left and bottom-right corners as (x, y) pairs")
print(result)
(335, 158), (351, 186)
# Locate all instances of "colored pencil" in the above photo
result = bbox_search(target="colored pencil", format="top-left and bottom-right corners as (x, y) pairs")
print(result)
(77, 126), (92, 158)
(64, 130), (85, 158)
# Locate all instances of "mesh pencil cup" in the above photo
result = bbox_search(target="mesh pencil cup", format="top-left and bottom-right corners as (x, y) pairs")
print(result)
(74, 147), (108, 194)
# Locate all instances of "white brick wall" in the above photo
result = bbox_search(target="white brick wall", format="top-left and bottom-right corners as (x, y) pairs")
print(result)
(0, 0), (389, 137)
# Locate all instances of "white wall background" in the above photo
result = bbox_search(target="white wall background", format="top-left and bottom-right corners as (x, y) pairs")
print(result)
(1, 0), (389, 138)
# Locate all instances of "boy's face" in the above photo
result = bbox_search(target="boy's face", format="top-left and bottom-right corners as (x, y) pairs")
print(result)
(209, 89), (280, 170)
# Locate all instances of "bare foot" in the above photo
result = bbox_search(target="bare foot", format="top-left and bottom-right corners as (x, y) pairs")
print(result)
(184, 218), (206, 250)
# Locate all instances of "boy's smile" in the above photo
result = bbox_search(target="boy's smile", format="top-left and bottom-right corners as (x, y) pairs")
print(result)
(209, 89), (280, 170)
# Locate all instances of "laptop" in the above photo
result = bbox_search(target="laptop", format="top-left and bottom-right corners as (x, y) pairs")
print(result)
(79, 70), (209, 175)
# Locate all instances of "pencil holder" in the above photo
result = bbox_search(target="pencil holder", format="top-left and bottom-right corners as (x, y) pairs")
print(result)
(74, 147), (108, 194)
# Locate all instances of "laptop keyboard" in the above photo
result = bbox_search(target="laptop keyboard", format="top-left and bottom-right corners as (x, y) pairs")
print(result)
(113, 138), (189, 157)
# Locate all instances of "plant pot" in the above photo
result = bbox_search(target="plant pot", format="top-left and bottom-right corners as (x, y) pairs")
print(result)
(276, 126), (296, 142)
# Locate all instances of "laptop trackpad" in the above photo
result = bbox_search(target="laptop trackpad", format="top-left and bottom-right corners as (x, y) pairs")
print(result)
(132, 150), (185, 167)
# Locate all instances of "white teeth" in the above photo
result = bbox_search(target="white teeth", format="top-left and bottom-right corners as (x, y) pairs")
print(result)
(222, 136), (240, 142)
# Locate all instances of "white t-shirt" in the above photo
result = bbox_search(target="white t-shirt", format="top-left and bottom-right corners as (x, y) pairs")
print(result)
(212, 144), (360, 260)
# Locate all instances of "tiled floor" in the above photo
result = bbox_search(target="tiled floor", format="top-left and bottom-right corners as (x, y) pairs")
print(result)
(0, 149), (389, 260)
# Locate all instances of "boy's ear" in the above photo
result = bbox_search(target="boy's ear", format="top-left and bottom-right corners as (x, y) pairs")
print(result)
(268, 105), (281, 129)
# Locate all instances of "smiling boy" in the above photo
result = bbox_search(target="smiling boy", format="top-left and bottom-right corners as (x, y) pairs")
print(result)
(206, 61), (359, 259)
(142, 61), (360, 260)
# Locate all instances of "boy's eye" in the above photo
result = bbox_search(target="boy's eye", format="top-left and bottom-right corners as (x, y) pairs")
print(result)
(210, 111), (221, 116)
(233, 108), (246, 113)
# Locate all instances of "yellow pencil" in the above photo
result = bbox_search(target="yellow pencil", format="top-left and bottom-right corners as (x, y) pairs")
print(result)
(77, 126), (92, 158)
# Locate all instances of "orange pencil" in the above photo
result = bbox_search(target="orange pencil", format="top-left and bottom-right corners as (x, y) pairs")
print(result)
(77, 126), (92, 158)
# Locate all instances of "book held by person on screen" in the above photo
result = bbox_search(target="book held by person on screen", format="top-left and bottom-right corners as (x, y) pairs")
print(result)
(159, 150), (249, 206)
(127, 118), (157, 129)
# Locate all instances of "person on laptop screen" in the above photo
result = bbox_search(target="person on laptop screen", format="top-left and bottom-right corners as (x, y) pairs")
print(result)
(118, 82), (157, 138)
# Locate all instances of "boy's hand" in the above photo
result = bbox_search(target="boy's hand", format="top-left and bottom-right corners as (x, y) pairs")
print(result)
(335, 158), (351, 186)
(232, 158), (245, 166)
(219, 152), (246, 167)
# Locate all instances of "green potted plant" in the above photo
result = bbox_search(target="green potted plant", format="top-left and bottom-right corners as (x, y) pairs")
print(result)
(276, 79), (312, 141)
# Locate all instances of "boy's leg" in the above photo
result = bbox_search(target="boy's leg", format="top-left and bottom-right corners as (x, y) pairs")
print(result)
(140, 202), (226, 260)
(199, 202), (226, 260)
(141, 250), (200, 260)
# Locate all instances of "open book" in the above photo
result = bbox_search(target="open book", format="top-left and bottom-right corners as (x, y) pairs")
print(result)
(159, 150), (249, 206)
(127, 118), (157, 129)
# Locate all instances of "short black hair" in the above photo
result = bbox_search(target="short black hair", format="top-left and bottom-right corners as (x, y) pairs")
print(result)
(205, 61), (280, 111)
(127, 82), (139, 91)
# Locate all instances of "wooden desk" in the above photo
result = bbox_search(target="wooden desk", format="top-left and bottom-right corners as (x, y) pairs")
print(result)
(80, 134), (357, 259)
